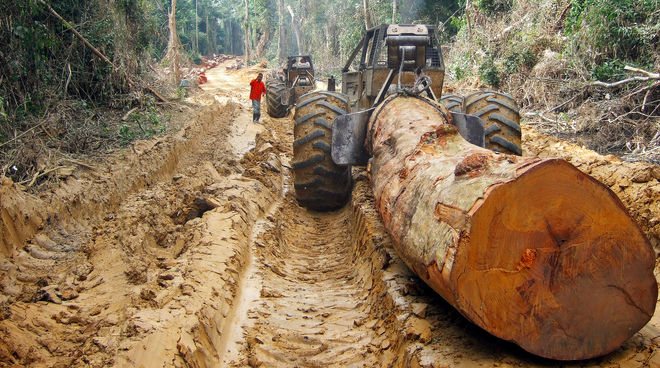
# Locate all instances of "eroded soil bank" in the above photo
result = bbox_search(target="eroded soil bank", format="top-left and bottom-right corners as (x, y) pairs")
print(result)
(0, 63), (659, 367)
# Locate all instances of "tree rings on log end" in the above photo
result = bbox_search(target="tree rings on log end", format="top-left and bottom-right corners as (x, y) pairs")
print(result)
(453, 159), (657, 360)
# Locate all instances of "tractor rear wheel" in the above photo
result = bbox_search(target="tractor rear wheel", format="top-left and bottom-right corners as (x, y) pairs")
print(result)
(293, 91), (352, 211)
(266, 80), (288, 118)
(440, 94), (465, 113)
(465, 91), (522, 155)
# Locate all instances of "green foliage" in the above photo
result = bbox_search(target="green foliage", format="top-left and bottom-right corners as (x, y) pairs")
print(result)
(503, 49), (537, 75)
(479, 54), (501, 88)
(476, 0), (512, 14)
(521, 50), (537, 69)
(565, 0), (659, 81)
(119, 124), (135, 145)
(119, 98), (167, 145)
(448, 15), (467, 37)
(453, 65), (467, 81)
(451, 52), (472, 81)
(591, 60), (625, 81)
(177, 86), (189, 99)
(0, 0), (172, 136)
(503, 53), (521, 75)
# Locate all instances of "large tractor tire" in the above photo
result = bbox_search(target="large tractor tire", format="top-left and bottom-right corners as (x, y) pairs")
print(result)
(440, 94), (465, 113)
(266, 80), (288, 118)
(465, 91), (522, 155)
(293, 91), (352, 211)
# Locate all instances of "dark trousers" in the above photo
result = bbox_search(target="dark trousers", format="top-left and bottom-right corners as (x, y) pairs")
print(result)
(252, 99), (261, 122)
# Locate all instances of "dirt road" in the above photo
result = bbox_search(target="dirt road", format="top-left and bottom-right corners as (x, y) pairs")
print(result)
(0, 61), (659, 367)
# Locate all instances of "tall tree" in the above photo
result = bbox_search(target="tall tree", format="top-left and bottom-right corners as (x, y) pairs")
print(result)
(277, 0), (286, 62)
(227, 19), (233, 54)
(363, 0), (373, 29)
(244, 0), (250, 60)
(206, 1), (211, 54)
(392, 0), (397, 23)
(287, 5), (302, 54)
(164, 0), (182, 84)
(195, 0), (199, 54)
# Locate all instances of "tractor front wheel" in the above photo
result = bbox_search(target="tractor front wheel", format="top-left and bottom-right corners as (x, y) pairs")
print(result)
(266, 80), (288, 118)
(293, 91), (352, 211)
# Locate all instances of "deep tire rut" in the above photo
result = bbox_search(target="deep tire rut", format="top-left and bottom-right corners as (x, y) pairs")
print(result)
(229, 201), (385, 367)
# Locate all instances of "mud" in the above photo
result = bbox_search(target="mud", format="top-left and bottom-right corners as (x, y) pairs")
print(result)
(0, 62), (658, 367)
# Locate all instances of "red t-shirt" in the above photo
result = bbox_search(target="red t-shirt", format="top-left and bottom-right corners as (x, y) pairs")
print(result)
(249, 79), (266, 101)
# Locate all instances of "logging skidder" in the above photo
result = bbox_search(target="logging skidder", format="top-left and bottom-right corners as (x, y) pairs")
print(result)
(266, 56), (316, 118)
(291, 24), (657, 360)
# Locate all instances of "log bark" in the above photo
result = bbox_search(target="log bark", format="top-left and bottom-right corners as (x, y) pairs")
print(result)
(366, 95), (657, 360)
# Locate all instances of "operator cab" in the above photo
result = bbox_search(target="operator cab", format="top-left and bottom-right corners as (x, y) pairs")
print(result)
(341, 24), (445, 109)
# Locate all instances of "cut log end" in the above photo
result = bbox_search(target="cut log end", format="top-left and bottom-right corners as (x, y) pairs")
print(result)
(452, 159), (657, 360)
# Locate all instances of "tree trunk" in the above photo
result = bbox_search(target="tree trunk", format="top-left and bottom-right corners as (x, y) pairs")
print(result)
(392, 0), (397, 23)
(277, 0), (286, 62)
(164, 0), (182, 84)
(204, 3), (215, 55)
(367, 95), (657, 360)
(256, 31), (269, 59)
(195, 0), (199, 54)
(324, 23), (331, 53)
(362, 0), (373, 29)
(227, 19), (233, 54)
(465, 0), (472, 42)
(287, 5), (302, 54)
(244, 0), (250, 61)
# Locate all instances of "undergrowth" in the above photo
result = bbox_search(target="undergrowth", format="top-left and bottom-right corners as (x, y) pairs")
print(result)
(445, 0), (660, 163)
(0, 0), (175, 183)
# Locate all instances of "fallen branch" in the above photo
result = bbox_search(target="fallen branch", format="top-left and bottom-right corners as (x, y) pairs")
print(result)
(494, 13), (531, 41)
(591, 65), (659, 88)
(544, 95), (577, 114)
(122, 107), (139, 121)
(0, 116), (49, 148)
(624, 80), (660, 100)
(524, 111), (560, 124)
(39, 0), (113, 65)
(625, 65), (660, 79)
(63, 63), (72, 96)
(591, 76), (653, 88)
(38, 0), (168, 102)
(61, 158), (96, 171)
(19, 166), (64, 187)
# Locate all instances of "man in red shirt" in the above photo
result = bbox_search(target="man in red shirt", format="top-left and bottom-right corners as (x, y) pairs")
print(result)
(249, 73), (266, 123)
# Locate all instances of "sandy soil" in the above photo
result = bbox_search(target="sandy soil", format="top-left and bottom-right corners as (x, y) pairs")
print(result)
(0, 62), (659, 367)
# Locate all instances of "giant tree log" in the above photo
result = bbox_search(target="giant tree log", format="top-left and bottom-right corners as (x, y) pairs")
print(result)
(366, 95), (657, 360)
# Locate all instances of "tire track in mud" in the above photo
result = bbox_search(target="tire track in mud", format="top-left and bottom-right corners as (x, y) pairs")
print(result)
(228, 202), (387, 367)
(212, 95), (402, 366)
(0, 75), (275, 366)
